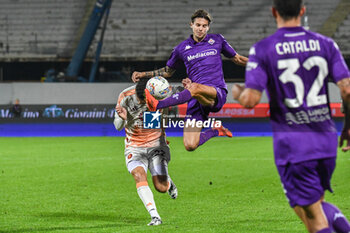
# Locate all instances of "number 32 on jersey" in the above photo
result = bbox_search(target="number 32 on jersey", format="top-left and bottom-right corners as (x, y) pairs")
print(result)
(278, 56), (328, 108)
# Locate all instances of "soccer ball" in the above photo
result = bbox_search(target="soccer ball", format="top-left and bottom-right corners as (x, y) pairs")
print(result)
(146, 76), (171, 100)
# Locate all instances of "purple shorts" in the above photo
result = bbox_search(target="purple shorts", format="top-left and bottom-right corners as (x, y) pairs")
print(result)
(277, 157), (336, 208)
(186, 87), (227, 121)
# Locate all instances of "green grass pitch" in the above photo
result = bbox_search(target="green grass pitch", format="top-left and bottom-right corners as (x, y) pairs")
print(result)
(0, 137), (349, 233)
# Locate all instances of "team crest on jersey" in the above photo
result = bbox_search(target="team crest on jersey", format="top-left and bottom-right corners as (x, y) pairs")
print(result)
(185, 45), (192, 50)
(208, 38), (215, 45)
(127, 154), (132, 159)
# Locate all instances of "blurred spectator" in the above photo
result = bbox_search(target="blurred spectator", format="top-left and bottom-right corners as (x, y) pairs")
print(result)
(11, 99), (22, 118)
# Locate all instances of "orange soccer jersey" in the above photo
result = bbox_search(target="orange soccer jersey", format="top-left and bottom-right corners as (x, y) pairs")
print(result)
(116, 86), (167, 148)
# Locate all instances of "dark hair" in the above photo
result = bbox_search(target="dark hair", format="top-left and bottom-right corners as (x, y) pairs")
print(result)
(191, 9), (212, 24)
(135, 78), (150, 101)
(273, 0), (304, 20)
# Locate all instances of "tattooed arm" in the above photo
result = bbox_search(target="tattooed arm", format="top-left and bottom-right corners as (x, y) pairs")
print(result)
(131, 66), (176, 83)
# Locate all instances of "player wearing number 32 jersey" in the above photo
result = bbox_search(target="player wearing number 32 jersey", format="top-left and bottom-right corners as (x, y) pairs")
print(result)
(232, 0), (350, 233)
(245, 28), (347, 165)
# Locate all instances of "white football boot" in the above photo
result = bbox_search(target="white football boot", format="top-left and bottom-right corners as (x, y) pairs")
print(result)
(147, 216), (162, 226)
(168, 178), (178, 199)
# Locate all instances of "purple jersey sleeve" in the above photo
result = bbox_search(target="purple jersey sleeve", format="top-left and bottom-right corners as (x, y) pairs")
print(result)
(328, 40), (350, 83)
(245, 46), (268, 92)
(166, 47), (182, 70)
(220, 34), (237, 58)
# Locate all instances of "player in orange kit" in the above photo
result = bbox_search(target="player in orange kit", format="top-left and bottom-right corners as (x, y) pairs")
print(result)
(114, 78), (178, 226)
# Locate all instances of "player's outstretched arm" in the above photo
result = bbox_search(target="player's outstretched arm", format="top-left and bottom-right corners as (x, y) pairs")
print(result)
(131, 66), (176, 83)
(231, 54), (248, 67)
(232, 84), (262, 109)
(337, 78), (350, 152)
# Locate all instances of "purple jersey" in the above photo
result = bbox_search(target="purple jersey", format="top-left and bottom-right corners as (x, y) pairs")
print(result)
(166, 34), (236, 90)
(245, 27), (350, 165)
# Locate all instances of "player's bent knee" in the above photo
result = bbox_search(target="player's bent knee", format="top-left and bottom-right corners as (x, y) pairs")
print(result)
(131, 167), (147, 183)
(154, 182), (168, 193)
(152, 175), (168, 193)
(132, 173), (145, 183)
(185, 145), (197, 151)
(183, 138), (199, 151)
(184, 143), (198, 151)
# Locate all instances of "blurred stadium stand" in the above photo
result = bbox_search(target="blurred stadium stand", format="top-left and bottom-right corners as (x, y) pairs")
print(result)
(0, 0), (88, 60)
(332, 1), (350, 55)
(104, 0), (345, 59)
(0, 0), (348, 81)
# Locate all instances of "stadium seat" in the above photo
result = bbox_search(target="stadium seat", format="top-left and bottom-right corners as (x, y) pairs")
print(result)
(0, 0), (347, 60)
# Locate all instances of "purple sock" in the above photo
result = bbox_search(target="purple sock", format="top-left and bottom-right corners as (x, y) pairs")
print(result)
(316, 228), (332, 233)
(198, 129), (219, 146)
(157, 89), (192, 109)
(322, 202), (350, 233)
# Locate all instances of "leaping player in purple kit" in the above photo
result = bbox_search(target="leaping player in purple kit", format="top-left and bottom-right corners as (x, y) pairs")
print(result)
(232, 0), (350, 233)
(132, 9), (248, 151)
